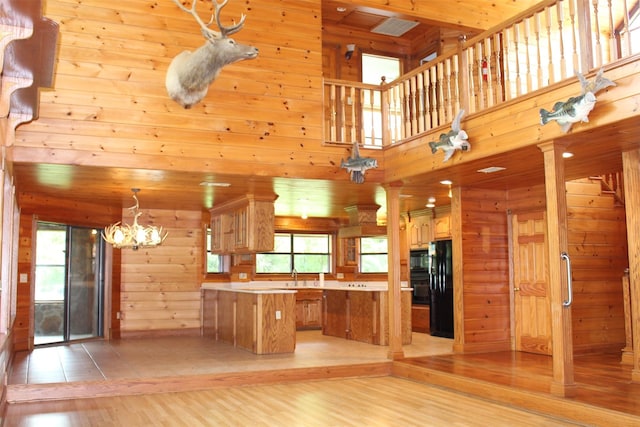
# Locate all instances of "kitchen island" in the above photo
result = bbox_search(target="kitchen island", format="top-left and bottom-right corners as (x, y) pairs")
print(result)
(201, 286), (297, 354)
(322, 288), (413, 345)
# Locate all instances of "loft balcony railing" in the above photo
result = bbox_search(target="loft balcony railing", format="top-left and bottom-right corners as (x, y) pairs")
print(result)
(324, 0), (639, 148)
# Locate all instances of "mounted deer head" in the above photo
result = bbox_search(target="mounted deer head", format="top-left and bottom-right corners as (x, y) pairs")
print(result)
(166, 0), (258, 108)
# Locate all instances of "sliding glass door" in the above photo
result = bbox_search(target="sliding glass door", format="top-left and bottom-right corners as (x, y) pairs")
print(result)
(34, 222), (105, 345)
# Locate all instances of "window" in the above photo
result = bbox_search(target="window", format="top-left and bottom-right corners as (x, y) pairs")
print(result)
(359, 236), (388, 273)
(205, 227), (223, 273)
(361, 53), (401, 147)
(256, 233), (331, 273)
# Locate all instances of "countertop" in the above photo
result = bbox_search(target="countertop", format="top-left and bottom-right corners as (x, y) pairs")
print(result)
(202, 282), (412, 292)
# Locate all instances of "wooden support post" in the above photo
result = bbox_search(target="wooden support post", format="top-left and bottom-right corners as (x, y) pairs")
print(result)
(622, 148), (640, 382)
(538, 141), (576, 397)
(450, 186), (465, 352)
(385, 182), (404, 360)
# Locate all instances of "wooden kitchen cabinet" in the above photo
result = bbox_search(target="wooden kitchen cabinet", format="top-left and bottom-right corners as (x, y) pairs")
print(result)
(322, 289), (412, 345)
(295, 289), (322, 330)
(433, 206), (451, 239)
(210, 214), (223, 252)
(210, 194), (277, 254)
(408, 214), (432, 249)
(202, 287), (296, 354)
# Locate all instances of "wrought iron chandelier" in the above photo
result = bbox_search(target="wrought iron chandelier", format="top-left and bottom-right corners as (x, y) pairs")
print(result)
(103, 189), (168, 250)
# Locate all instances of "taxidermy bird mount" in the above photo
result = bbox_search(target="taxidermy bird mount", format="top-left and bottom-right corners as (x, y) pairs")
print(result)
(340, 141), (378, 184)
(539, 68), (616, 133)
(428, 109), (470, 162)
(166, 0), (259, 108)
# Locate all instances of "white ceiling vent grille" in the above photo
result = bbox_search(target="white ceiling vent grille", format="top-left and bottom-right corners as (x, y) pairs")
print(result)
(371, 17), (419, 37)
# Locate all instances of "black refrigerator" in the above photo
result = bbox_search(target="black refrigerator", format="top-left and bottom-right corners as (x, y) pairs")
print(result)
(429, 240), (454, 338)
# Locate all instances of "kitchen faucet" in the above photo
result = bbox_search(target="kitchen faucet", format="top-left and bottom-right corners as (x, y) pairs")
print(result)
(291, 268), (298, 287)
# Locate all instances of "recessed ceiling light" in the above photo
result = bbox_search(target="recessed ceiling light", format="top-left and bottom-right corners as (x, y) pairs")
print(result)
(440, 180), (452, 185)
(200, 181), (231, 187)
(477, 166), (506, 174)
(336, 6), (347, 12)
(427, 196), (436, 203)
(399, 194), (413, 198)
(562, 152), (574, 158)
(425, 203), (435, 208)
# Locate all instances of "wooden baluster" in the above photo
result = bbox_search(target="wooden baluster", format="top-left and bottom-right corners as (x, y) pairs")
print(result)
(437, 62), (445, 126)
(591, 0), (602, 67)
(621, 0), (631, 57)
(368, 88), (376, 145)
(568, 0), (580, 73)
(410, 76), (417, 136)
(534, 12), (544, 88)
(417, 71), (425, 133)
(424, 69), (433, 130)
(339, 85), (346, 142)
(329, 84), (336, 142)
(466, 46), (477, 112)
(444, 58), (453, 121)
(484, 38), (494, 107)
(493, 33), (504, 103)
(430, 66), (438, 126)
(546, 6), (555, 84)
(452, 55), (461, 114)
(513, 23), (522, 97)
(475, 43), (484, 110)
(606, 0), (616, 61)
(388, 85), (396, 144)
(523, 18), (532, 93)
(503, 25), (513, 100)
(359, 88), (365, 145)
(556, 1), (567, 79)
(349, 86), (356, 143)
(403, 79), (411, 139)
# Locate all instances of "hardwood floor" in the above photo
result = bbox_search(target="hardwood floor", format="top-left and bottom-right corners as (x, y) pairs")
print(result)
(4, 376), (582, 426)
(4, 331), (640, 426)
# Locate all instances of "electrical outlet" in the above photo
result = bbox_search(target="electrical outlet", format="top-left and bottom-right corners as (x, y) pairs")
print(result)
(239, 272), (247, 279)
(275, 310), (281, 320)
(337, 273), (344, 279)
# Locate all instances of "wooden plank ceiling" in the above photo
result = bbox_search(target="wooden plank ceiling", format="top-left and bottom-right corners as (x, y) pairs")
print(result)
(9, 0), (629, 222)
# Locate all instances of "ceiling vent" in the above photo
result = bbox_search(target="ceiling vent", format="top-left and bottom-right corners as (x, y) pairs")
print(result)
(371, 17), (419, 37)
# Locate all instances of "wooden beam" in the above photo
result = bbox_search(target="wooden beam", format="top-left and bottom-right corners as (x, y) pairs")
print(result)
(538, 141), (576, 397)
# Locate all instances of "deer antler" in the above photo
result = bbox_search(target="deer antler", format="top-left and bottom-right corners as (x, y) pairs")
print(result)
(171, 0), (246, 40)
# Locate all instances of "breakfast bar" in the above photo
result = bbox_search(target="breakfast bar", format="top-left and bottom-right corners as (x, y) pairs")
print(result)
(322, 288), (413, 345)
(201, 286), (297, 355)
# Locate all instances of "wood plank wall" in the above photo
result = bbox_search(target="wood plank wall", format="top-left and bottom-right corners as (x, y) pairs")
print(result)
(120, 209), (203, 336)
(16, 0), (328, 175)
(566, 179), (627, 353)
(458, 187), (510, 352)
(505, 181), (626, 354)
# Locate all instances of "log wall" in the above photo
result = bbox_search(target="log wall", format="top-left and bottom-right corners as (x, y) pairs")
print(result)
(16, 0), (328, 175)
(120, 209), (203, 336)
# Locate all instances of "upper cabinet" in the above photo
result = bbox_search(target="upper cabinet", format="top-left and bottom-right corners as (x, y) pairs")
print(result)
(408, 214), (432, 249)
(210, 194), (277, 254)
(433, 206), (452, 240)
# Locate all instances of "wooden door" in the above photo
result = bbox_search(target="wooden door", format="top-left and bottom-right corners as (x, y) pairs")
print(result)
(511, 211), (552, 355)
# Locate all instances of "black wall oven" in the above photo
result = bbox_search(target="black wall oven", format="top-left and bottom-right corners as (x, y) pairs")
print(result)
(410, 250), (430, 305)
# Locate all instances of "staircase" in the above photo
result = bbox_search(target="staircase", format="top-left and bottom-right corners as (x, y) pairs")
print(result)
(590, 173), (625, 207)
